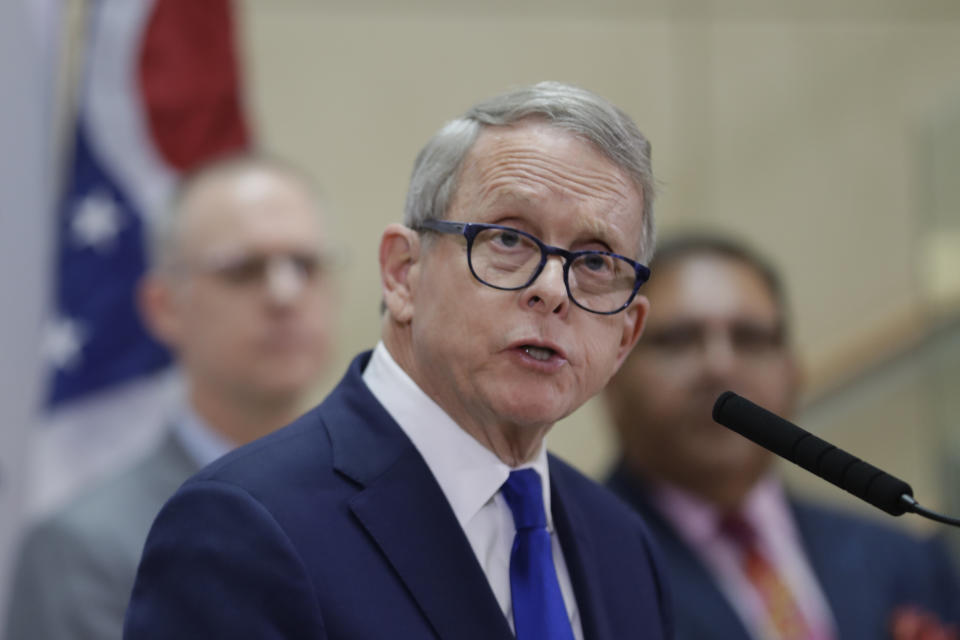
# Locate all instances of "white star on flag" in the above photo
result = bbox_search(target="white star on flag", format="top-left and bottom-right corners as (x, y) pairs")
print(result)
(43, 316), (87, 371)
(71, 190), (123, 251)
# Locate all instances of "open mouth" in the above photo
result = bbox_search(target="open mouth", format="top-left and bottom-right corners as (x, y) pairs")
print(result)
(521, 345), (556, 362)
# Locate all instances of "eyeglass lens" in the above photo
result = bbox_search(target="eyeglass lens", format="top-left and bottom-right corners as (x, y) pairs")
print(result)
(469, 227), (635, 313)
(211, 253), (323, 286)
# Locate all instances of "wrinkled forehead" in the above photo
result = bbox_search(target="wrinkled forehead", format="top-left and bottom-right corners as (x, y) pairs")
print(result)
(454, 122), (645, 249)
(464, 120), (641, 195)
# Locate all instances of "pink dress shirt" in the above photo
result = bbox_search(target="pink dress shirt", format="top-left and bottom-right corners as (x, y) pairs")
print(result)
(650, 475), (837, 640)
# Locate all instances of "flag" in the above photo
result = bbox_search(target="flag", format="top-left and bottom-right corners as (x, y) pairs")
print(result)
(29, 0), (251, 517)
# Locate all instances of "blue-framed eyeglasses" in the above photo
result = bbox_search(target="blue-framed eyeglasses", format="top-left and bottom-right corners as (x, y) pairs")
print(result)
(417, 219), (650, 315)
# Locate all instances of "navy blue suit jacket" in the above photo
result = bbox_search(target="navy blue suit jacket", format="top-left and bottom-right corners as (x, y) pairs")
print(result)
(607, 464), (960, 640)
(124, 353), (673, 639)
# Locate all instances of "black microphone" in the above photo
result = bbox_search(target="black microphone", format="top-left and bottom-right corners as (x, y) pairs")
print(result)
(712, 391), (913, 516)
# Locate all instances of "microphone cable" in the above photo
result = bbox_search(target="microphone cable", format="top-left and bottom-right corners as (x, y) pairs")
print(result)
(900, 495), (960, 528)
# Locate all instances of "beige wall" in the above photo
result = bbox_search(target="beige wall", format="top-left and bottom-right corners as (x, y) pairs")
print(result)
(239, 2), (960, 491)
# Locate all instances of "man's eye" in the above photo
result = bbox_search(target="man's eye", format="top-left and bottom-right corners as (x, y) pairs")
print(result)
(291, 255), (320, 277)
(219, 258), (264, 284)
(645, 328), (700, 351)
(732, 325), (784, 353)
(581, 254), (612, 273)
(494, 230), (522, 248)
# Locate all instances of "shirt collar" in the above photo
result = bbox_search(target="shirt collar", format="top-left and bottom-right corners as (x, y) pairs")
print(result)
(649, 479), (720, 547)
(172, 403), (235, 468)
(738, 473), (800, 549)
(362, 341), (554, 530)
(650, 472), (788, 546)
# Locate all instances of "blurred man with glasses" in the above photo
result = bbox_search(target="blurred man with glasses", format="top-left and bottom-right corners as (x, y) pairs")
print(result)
(6, 155), (337, 640)
(604, 232), (960, 640)
(124, 82), (672, 639)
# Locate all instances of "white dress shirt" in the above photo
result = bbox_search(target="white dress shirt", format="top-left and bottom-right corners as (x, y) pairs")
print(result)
(362, 342), (584, 639)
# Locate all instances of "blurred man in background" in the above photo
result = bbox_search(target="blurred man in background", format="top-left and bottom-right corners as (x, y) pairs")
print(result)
(604, 232), (960, 640)
(5, 154), (338, 640)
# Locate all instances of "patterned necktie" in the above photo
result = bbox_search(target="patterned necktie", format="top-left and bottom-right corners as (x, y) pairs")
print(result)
(719, 512), (812, 640)
(501, 469), (575, 640)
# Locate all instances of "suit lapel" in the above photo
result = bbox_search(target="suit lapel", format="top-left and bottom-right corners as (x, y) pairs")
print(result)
(644, 513), (751, 638)
(550, 460), (611, 640)
(349, 451), (512, 640)
(605, 464), (752, 639)
(324, 353), (512, 640)
(791, 501), (868, 638)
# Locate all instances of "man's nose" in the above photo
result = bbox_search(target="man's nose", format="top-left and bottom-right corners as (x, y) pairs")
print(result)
(521, 256), (569, 315)
(701, 332), (738, 377)
(264, 256), (306, 305)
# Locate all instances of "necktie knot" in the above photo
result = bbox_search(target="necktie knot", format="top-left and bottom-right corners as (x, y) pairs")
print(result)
(502, 469), (547, 531)
(718, 510), (758, 549)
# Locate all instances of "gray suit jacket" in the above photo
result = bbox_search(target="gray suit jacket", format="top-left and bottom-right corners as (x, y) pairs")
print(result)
(4, 431), (197, 640)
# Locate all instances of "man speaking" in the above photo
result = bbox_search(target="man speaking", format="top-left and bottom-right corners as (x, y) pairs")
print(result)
(124, 82), (672, 639)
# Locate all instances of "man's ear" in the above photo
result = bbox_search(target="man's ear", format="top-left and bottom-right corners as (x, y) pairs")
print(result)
(138, 273), (182, 349)
(379, 223), (421, 324)
(613, 294), (649, 372)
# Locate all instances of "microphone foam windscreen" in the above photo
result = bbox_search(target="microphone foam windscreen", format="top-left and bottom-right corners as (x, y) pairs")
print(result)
(713, 391), (913, 516)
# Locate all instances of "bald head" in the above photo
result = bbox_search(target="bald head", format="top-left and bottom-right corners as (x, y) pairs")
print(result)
(151, 155), (326, 275)
(139, 154), (336, 444)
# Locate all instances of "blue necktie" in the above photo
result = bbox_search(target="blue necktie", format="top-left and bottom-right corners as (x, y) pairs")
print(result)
(501, 469), (575, 640)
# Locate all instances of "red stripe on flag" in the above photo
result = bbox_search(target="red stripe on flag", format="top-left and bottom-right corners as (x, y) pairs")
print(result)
(138, 0), (250, 171)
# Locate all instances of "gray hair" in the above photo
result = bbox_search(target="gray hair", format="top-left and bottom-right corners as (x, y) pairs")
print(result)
(403, 81), (656, 261)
